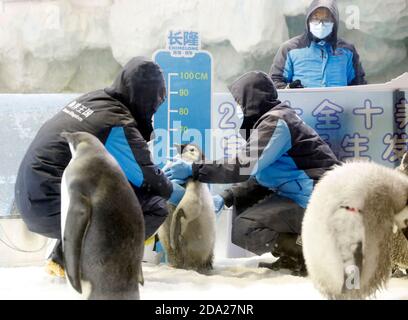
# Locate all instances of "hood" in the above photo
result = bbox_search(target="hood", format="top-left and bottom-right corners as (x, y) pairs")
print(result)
(105, 57), (166, 141)
(228, 71), (280, 138)
(305, 0), (339, 47)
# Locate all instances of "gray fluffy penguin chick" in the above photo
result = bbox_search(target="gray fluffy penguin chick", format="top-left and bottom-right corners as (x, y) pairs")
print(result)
(302, 159), (408, 299)
(158, 144), (216, 273)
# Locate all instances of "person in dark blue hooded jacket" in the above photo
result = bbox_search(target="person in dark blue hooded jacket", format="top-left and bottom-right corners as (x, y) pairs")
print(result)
(14, 57), (183, 275)
(270, 0), (366, 89)
(165, 71), (340, 275)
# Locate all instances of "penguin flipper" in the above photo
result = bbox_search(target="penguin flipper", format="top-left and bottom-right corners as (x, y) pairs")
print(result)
(138, 268), (144, 286)
(63, 193), (92, 294)
(170, 207), (186, 250)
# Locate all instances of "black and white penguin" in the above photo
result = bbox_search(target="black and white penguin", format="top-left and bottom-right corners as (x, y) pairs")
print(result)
(60, 131), (145, 300)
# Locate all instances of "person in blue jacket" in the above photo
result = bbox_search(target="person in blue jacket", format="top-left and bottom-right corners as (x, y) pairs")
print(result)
(165, 71), (340, 275)
(270, 0), (366, 89)
(15, 57), (184, 275)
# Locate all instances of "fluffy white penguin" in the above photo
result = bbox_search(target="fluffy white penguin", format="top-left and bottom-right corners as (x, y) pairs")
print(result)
(302, 159), (408, 299)
(60, 131), (145, 300)
(158, 144), (216, 273)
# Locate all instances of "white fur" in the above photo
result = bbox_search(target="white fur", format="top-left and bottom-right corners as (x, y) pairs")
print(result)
(80, 280), (92, 299)
(60, 141), (76, 292)
(60, 170), (69, 248)
(302, 161), (408, 299)
(60, 141), (77, 247)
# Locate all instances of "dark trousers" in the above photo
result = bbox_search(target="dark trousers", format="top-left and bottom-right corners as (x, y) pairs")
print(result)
(18, 191), (168, 241)
(230, 183), (305, 256)
(134, 189), (169, 240)
(39, 191), (168, 266)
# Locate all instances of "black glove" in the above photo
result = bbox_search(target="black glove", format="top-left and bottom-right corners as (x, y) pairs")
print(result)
(220, 177), (271, 210)
(288, 80), (304, 89)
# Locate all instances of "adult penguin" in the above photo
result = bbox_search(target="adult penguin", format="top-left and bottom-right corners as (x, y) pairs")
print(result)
(61, 131), (144, 300)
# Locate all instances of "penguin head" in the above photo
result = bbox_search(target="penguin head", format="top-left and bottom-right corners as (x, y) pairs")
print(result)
(61, 131), (102, 157)
(176, 143), (204, 163)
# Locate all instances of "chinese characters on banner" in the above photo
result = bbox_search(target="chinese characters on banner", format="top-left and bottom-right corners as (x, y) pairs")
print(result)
(167, 30), (200, 57)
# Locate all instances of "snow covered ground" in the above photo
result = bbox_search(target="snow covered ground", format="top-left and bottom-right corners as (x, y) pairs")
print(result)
(0, 255), (407, 300)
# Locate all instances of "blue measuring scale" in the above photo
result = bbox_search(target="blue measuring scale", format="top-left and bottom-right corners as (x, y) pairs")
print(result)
(153, 50), (212, 167)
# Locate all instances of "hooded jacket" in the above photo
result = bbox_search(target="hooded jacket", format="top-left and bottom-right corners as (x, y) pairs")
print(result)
(15, 57), (172, 235)
(270, 0), (366, 88)
(192, 71), (340, 208)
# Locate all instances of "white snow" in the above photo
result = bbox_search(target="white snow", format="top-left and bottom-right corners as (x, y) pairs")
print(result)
(0, 255), (406, 300)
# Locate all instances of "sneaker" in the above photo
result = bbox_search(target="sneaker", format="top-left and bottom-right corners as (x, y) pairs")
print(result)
(143, 234), (163, 264)
(46, 240), (65, 277)
(45, 259), (65, 278)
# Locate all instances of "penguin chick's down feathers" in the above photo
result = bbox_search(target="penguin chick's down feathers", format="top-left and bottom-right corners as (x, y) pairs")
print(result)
(158, 144), (216, 273)
(302, 159), (408, 299)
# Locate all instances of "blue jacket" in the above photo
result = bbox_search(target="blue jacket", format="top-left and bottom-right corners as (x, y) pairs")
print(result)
(15, 57), (172, 236)
(192, 71), (340, 208)
(270, 0), (366, 89)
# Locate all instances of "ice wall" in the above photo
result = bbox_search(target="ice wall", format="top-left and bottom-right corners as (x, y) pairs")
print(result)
(0, 0), (406, 91)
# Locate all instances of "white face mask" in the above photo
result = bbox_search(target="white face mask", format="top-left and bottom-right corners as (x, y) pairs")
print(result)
(309, 21), (334, 40)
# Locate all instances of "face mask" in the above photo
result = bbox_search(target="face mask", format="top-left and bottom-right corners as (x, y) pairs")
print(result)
(309, 21), (334, 40)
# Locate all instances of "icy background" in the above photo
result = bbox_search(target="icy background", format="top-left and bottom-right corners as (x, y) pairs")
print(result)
(0, 257), (407, 300)
(0, 0), (406, 93)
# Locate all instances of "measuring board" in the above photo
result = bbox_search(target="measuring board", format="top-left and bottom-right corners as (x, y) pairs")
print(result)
(153, 50), (212, 167)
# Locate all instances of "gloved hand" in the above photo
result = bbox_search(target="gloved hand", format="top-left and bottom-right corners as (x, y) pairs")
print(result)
(164, 159), (193, 181)
(168, 181), (186, 206)
(288, 79), (304, 89)
(213, 195), (225, 216)
(171, 179), (187, 185)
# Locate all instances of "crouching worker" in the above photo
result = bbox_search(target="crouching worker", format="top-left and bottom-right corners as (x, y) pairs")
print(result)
(14, 57), (183, 276)
(165, 71), (340, 275)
